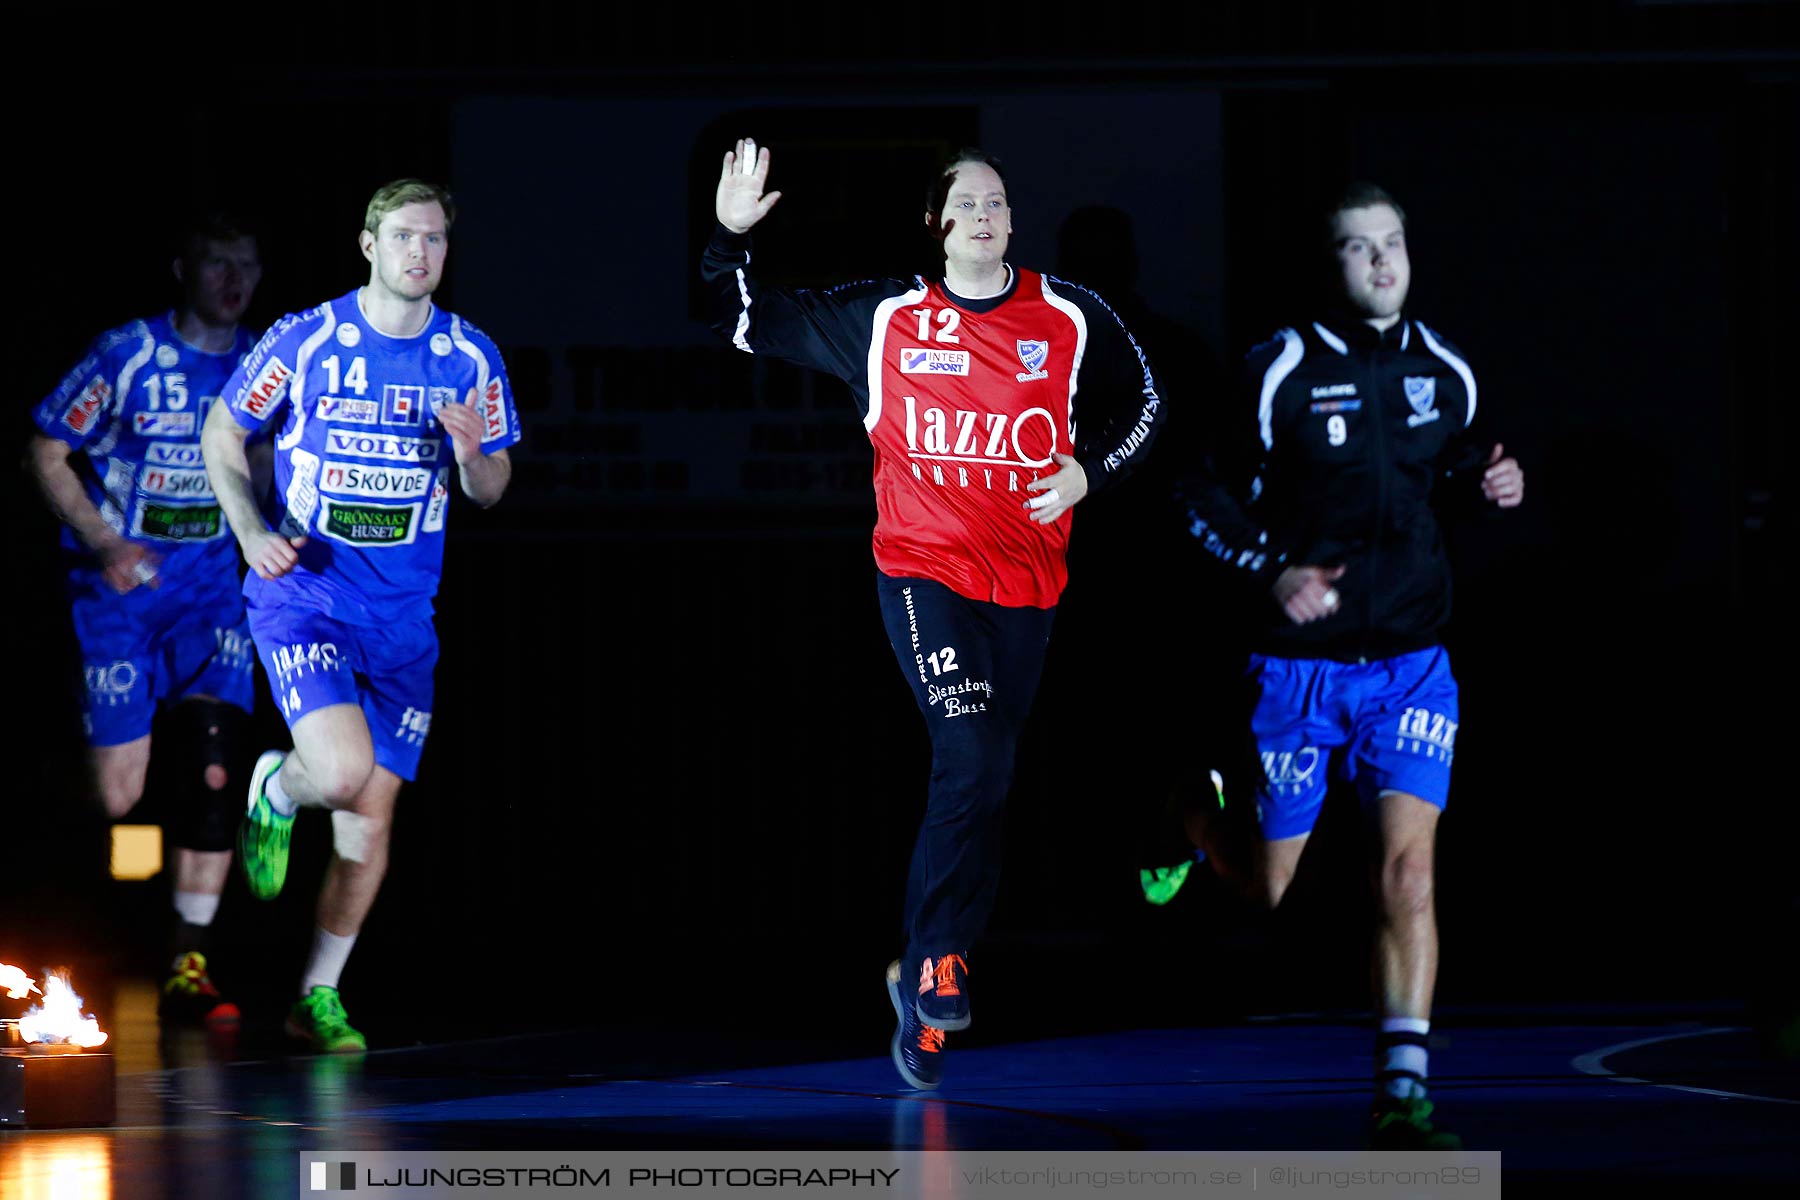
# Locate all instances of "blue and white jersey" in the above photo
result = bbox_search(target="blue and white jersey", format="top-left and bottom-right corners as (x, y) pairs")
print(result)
(225, 289), (521, 619)
(34, 313), (255, 584)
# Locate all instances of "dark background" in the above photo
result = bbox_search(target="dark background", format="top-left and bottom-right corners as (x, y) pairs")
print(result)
(4, 3), (1793, 1049)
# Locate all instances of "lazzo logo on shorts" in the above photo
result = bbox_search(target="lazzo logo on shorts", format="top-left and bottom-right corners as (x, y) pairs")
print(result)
(899, 348), (971, 376)
(133, 411), (195, 437)
(327, 431), (441, 462)
(214, 627), (255, 673)
(395, 706), (432, 747)
(138, 466), (214, 499)
(318, 395), (379, 425)
(321, 459), (431, 499)
(320, 498), (421, 546)
(62, 378), (111, 434)
(145, 442), (205, 466)
(84, 660), (139, 705)
(1395, 707), (1457, 763)
(269, 642), (340, 688)
(1260, 747), (1321, 795)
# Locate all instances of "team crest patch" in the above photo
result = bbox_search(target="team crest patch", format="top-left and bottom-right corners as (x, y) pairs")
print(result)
(1015, 339), (1049, 382)
(1404, 376), (1436, 415)
(1403, 376), (1441, 427)
(155, 344), (180, 368)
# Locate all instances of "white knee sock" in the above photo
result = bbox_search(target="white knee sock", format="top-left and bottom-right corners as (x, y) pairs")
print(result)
(172, 890), (220, 927)
(1379, 1016), (1431, 1099)
(300, 926), (358, 996)
(265, 766), (299, 817)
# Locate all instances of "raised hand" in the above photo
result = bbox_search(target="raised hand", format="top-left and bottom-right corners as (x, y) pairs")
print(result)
(438, 387), (486, 465)
(1480, 443), (1524, 508)
(716, 138), (783, 234)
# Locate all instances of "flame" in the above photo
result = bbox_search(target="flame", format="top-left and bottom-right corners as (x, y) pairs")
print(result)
(19, 971), (108, 1048)
(0, 962), (41, 999)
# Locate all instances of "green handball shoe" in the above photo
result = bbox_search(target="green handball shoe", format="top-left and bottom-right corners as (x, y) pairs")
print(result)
(286, 986), (367, 1053)
(239, 750), (295, 901)
(1140, 860), (1194, 906)
(1368, 1091), (1463, 1150)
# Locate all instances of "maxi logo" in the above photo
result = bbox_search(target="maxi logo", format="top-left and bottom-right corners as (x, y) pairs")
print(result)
(84, 660), (139, 705)
(317, 395), (380, 425)
(326, 431), (442, 463)
(138, 466), (214, 499)
(1260, 746), (1321, 795)
(320, 459), (431, 499)
(133, 411), (195, 437)
(1396, 707), (1457, 763)
(479, 378), (507, 442)
(320, 498), (421, 547)
(62, 378), (112, 435)
(241, 356), (292, 420)
(145, 442), (205, 467)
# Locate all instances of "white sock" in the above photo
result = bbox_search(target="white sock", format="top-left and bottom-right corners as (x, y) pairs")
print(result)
(300, 926), (358, 995)
(1379, 1017), (1431, 1100)
(172, 890), (221, 927)
(265, 766), (298, 817)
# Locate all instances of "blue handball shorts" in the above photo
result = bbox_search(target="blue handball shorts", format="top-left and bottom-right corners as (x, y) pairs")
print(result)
(1248, 645), (1460, 841)
(247, 599), (438, 782)
(72, 580), (256, 747)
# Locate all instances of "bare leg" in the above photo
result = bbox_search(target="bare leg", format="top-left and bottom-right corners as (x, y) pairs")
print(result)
(91, 736), (151, 819)
(315, 766), (402, 937)
(279, 704), (377, 810)
(1371, 790), (1440, 1021)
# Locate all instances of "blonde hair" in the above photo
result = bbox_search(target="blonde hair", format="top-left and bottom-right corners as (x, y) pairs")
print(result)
(363, 179), (457, 235)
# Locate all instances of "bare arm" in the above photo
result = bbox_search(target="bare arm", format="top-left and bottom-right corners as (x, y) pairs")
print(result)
(202, 402), (306, 579)
(436, 388), (511, 507)
(24, 434), (156, 592)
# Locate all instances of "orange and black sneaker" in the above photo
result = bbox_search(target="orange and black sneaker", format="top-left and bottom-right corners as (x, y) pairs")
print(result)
(887, 959), (946, 1089)
(159, 952), (241, 1027)
(916, 952), (971, 1031)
